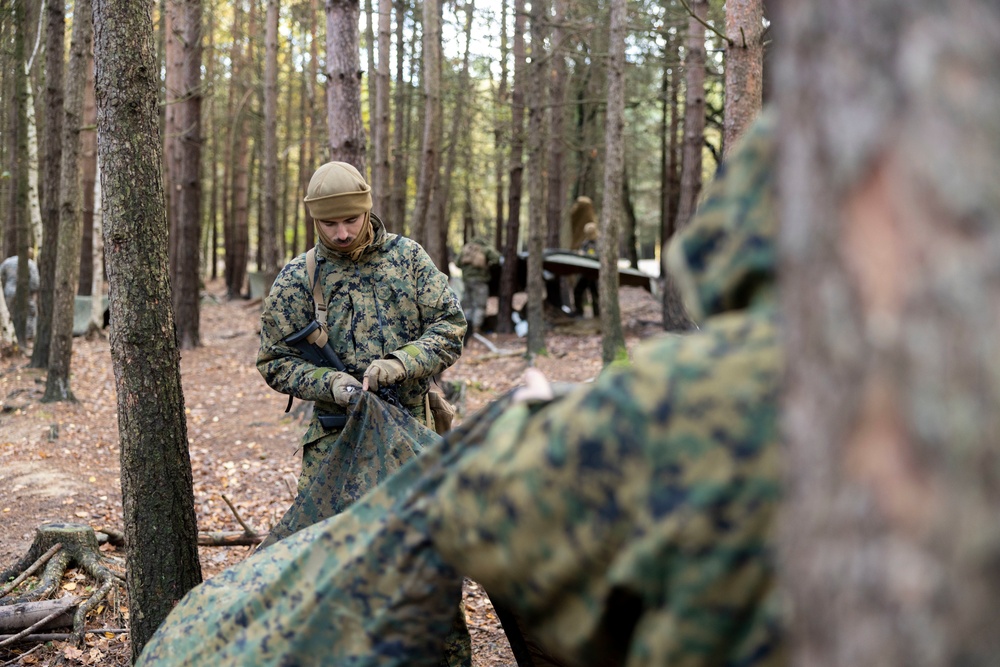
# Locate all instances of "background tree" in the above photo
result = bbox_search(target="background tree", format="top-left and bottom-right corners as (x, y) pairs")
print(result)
(44, 0), (92, 402)
(776, 1), (1000, 664)
(224, 0), (251, 299)
(524, 0), (548, 358)
(598, 0), (627, 365)
(373, 0), (392, 220)
(261, 0), (281, 284)
(409, 0), (442, 257)
(722, 0), (763, 155)
(30, 0), (65, 369)
(674, 0), (706, 230)
(92, 0), (203, 657)
(164, 0), (204, 347)
(10, 0), (31, 346)
(325, 0), (367, 170)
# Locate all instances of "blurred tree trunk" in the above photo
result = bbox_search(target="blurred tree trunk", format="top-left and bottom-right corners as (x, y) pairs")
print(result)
(777, 2), (1000, 665)
(598, 0), (626, 365)
(675, 0), (706, 230)
(225, 0), (250, 299)
(497, 0), (526, 334)
(30, 0), (64, 368)
(373, 0), (392, 222)
(11, 0), (30, 346)
(165, 0), (203, 347)
(87, 158), (103, 334)
(205, 1), (219, 279)
(437, 0), (475, 271)
(78, 50), (96, 296)
(389, 0), (410, 235)
(525, 0), (547, 358)
(302, 0), (318, 250)
(23, 2), (43, 255)
(364, 0), (376, 174)
(261, 0), (280, 283)
(621, 165), (638, 268)
(325, 0), (367, 171)
(44, 0), (92, 402)
(723, 0), (763, 157)
(410, 0), (442, 259)
(93, 0), (203, 657)
(492, 0), (508, 251)
(546, 0), (567, 250)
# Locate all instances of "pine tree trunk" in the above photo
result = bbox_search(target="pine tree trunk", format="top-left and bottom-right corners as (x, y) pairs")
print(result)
(598, 0), (627, 365)
(261, 0), (280, 281)
(722, 0), (763, 157)
(325, 0), (367, 171)
(92, 0), (204, 657)
(12, 0), (31, 346)
(524, 0), (548, 357)
(77, 51), (96, 296)
(410, 0), (442, 254)
(29, 0), (64, 369)
(675, 0), (706, 230)
(492, 0), (508, 251)
(44, 0), (92, 402)
(389, 0), (409, 235)
(497, 0), (526, 334)
(226, 0), (251, 299)
(777, 2), (1000, 664)
(373, 0), (392, 224)
(545, 0), (567, 250)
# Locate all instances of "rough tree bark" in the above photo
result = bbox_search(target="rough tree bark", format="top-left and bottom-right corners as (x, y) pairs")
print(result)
(92, 0), (203, 658)
(674, 0), (706, 230)
(44, 0), (93, 402)
(373, 0), (392, 222)
(29, 0), (64, 366)
(409, 0), (442, 256)
(325, 0), (367, 171)
(261, 0), (281, 283)
(165, 0), (204, 348)
(723, 0), (764, 156)
(598, 0), (627, 365)
(776, 1), (1000, 665)
(389, 0), (410, 236)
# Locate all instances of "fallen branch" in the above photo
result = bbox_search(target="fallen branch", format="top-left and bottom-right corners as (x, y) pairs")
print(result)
(0, 544), (62, 599)
(0, 597), (79, 634)
(221, 494), (259, 538)
(197, 531), (265, 547)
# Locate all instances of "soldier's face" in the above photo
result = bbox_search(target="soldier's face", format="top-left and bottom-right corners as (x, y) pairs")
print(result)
(317, 215), (365, 249)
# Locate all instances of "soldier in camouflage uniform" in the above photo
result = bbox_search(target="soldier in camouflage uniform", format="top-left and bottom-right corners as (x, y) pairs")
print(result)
(456, 236), (500, 338)
(138, 116), (782, 666)
(257, 161), (467, 493)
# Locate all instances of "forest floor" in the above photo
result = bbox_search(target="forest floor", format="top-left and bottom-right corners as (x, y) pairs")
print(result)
(0, 278), (664, 666)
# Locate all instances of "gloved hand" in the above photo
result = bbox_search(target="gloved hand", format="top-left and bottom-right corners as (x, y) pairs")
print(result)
(330, 372), (362, 407)
(363, 358), (406, 392)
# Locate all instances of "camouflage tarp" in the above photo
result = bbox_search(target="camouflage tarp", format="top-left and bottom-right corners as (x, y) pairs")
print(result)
(261, 392), (438, 548)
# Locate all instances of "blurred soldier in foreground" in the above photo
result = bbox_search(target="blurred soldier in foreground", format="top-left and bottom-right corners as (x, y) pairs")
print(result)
(138, 115), (783, 667)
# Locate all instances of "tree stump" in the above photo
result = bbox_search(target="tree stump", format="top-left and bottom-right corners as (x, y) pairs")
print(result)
(0, 523), (123, 642)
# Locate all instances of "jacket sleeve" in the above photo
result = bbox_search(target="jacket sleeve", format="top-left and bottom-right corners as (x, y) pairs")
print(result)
(256, 258), (341, 403)
(389, 242), (467, 380)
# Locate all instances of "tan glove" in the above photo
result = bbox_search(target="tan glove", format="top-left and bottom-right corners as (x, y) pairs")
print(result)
(330, 372), (362, 407)
(363, 358), (406, 392)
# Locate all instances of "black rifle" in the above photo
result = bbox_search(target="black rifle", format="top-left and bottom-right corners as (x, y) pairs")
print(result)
(284, 321), (404, 429)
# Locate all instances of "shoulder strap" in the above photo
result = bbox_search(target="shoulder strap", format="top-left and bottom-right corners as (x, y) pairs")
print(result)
(305, 247), (327, 325)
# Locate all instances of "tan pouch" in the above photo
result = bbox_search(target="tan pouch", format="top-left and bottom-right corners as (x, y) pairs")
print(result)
(426, 381), (456, 435)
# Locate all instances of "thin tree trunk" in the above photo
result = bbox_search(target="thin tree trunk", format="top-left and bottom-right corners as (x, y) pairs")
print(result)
(722, 0), (763, 158)
(44, 0), (93, 402)
(546, 0), (567, 249)
(30, 0), (65, 369)
(497, 0), (526, 334)
(11, 0), (30, 345)
(373, 0), (392, 221)
(303, 0), (318, 250)
(227, 0), (251, 299)
(599, 0), (626, 365)
(23, 0), (44, 253)
(778, 2), (1000, 665)
(675, 0), (706, 230)
(92, 0), (204, 657)
(364, 0), (376, 175)
(78, 51), (96, 296)
(524, 0), (547, 357)
(492, 0), (508, 251)
(389, 0), (409, 234)
(621, 165), (638, 268)
(410, 0), (442, 256)
(88, 158), (104, 333)
(206, 1), (219, 280)
(325, 0), (367, 171)
(261, 0), (280, 282)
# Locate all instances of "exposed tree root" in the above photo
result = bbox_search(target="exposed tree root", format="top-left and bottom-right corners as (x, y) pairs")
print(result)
(0, 523), (124, 645)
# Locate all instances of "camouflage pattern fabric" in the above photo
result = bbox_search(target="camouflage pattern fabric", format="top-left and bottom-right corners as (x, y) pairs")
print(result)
(457, 239), (499, 332)
(456, 238), (499, 285)
(258, 214), (466, 482)
(424, 113), (784, 666)
(136, 394), (516, 667)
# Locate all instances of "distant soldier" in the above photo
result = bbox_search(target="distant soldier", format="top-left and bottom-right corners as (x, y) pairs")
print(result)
(572, 221), (600, 317)
(0, 249), (40, 340)
(569, 195), (596, 250)
(455, 236), (500, 339)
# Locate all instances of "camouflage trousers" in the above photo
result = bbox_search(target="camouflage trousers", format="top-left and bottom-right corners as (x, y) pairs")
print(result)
(461, 280), (489, 331)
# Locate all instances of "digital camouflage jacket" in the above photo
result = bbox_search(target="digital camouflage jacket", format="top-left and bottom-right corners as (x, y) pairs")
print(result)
(257, 214), (466, 445)
(137, 115), (783, 667)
